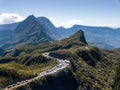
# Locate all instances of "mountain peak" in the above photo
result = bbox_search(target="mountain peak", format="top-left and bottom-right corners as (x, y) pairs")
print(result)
(37, 16), (53, 25)
(28, 14), (35, 18)
(61, 29), (87, 49)
(26, 14), (36, 20)
(14, 14), (38, 35)
(68, 29), (87, 44)
(75, 30), (85, 37)
(6, 15), (55, 49)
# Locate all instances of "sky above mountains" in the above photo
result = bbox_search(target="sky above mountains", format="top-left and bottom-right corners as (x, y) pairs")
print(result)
(0, 0), (120, 28)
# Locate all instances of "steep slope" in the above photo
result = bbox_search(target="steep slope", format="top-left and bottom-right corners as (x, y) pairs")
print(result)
(13, 15), (52, 40)
(65, 30), (87, 44)
(37, 17), (59, 39)
(60, 30), (87, 49)
(14, 68), (77, 90)
(49, 30), (102, 67)
(2, 15), (55, 49)
(48, 31), (118, 90)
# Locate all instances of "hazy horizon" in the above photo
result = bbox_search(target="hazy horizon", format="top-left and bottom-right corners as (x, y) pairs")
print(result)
(0, 0), (120, 28)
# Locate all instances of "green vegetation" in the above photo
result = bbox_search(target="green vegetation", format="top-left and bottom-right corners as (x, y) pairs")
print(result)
(13, 67), (78, 90)
(112, 49), (120, 90)
(113, 65), (120, 90)
(0, 53), (57, 89)
(12, 45), (119, 90)
(49, 46), (118, 90)
(0, 30), (120, 90)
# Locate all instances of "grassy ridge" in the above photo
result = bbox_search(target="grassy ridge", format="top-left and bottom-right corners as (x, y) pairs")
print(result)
(113, 65), (120, 90)
(13, 67), (78, 90)
(49, 46), (118, 90)
(0, 54), (57, 89)
(112, 49), (120, 90)
(0, 30), (119, 90)
(13, 45), (119, 90)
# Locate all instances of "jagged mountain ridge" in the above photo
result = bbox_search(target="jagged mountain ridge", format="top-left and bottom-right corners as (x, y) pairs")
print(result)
(2, 15), (55, 49)
(37, 17), (60, 39)
(0, 28), (119, 90)
(57, 25), (120, 49)
(13, 15), (54, 41)
(0, 15), (120, 49)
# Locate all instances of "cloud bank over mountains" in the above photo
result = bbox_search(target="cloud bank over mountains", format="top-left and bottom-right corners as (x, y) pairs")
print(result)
(48, 17), (81, 28)
(1, 13), (118, 28)
(0, 13), (81, 28)
(0, 13), (25, 25)
(58, 19), (81, 28)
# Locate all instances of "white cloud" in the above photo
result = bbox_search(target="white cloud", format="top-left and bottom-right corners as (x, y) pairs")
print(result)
(0, 13), (82, 28)
(0, 13), (25, 24)
(58, 19), (81, 28)
(48, 17), (81, 28)
(48, 17), (56, 22)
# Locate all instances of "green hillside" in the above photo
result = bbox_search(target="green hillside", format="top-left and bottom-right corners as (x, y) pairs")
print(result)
(0, 30), (119, 90)
(0, 53), (57, 89)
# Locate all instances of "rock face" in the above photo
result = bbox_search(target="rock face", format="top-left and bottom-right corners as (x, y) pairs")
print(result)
(2, 15), (55, 49)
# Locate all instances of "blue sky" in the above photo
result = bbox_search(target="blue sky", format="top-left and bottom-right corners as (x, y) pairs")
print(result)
(0, 0), (120, 28)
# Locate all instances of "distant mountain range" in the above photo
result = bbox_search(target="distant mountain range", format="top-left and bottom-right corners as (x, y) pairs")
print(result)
(57, 25), (120, 50)
(0, 15), (119, 49)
